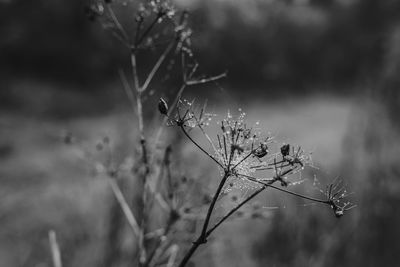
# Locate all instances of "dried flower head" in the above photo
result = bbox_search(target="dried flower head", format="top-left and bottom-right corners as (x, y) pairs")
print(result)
(324, 177), (356, 218)
(170, 102), (313, 193)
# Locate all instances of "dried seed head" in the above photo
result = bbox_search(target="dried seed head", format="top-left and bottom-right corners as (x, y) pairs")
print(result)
(254, 142), (268, 158)
(281, 144), (290, 157)
(158, 98), (169, 115)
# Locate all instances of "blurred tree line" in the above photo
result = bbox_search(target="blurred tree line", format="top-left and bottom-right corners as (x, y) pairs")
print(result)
(1, 0), (400, 97)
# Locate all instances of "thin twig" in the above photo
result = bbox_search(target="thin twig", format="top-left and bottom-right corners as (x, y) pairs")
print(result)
(141, 40), (176, 92)
(136, 15), (161, 46)
(177, 172), (230, 267)
(186, 72), (227, 86)
(206, 185), (267, 237)
(166, 245), (179, 267)
(266, 183), (328, 204)
(242, 173), (329, 204)
(106, 4), (130, 43)
(146, 210), (177, 266)
(180, 125), (224, 169)
(48, 230), (62, 267)
(118, 69), (136, 113)
(200, 172), (229, 239)
(108, 178), (140, 237)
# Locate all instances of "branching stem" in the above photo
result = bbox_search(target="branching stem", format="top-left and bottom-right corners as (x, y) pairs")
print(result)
(180, 125), (224, 169)
(178, 172), (230, 267)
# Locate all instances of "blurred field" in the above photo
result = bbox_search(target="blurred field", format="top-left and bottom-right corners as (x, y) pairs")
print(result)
(1, 1), (400, 265)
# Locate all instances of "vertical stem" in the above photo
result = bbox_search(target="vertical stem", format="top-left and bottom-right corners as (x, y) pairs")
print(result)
(177, 241), (202, 267)
(177, 172), (230, 267)
(199, 172), (229, 239)
(131, 49), (150, 266)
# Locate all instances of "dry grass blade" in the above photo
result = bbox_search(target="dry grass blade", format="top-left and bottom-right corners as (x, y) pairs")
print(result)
(166, 245), (179, 267)
(48, 230), (62, 267)
(108, 178), (140, 237)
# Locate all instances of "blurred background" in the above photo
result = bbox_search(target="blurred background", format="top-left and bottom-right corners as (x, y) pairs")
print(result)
(1, 0), (400, 266)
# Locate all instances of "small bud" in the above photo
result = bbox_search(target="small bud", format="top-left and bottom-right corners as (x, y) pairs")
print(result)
(254, 142), (268, 158)
(335, 209), (344, 218)
(158, 98), (169, 115)
(281, 144), (290, 157)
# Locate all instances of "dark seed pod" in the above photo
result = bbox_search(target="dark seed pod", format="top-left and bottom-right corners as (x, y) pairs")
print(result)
(254, 142), (268, 158)
(280, 179), (288, 187)
(281, 144), (290, 157)
(334, 209), (344, 218)
(158, 98), (169, 115)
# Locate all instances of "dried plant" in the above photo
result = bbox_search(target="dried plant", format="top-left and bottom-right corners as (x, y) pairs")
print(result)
(161, 102), (355, 266)
(52, 1), (355, 267)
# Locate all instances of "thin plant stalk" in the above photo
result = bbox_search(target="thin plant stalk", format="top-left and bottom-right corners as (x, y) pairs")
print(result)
(48, 230), (62, 267)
